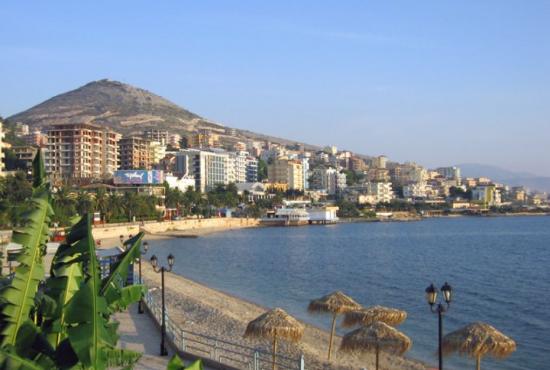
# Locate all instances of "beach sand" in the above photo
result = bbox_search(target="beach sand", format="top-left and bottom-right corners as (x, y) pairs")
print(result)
(141, 264), (427, 370)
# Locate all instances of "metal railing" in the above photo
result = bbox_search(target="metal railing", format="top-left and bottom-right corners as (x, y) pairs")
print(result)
(142, 286), (305, 370)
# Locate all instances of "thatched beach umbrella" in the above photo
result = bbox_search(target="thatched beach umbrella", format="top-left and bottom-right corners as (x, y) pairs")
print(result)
(244, 308), (304, 370)
(340, 321), (412, 370)
(342, 305), (407, 328)
(308, 291), (362, 361)
(442, 322), (516, 370)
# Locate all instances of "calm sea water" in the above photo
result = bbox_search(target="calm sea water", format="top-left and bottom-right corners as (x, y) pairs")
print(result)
(148, 217), (550, 370)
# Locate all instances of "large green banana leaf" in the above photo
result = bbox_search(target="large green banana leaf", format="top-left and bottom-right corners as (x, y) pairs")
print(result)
(100, 233), (145, 311)
(43, 245), (84, 347)
(63, 215), (140, 370)
(0, 151), (53, 347)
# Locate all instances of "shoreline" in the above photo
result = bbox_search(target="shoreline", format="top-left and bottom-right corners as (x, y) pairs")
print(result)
(141, 265), (428, 370)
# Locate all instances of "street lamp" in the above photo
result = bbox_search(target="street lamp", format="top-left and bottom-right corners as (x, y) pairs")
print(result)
(119, 235), (124, 247)
(150, 253), (175, 356)
(425, 282), (453, 370)
(137, 241), (149, 314)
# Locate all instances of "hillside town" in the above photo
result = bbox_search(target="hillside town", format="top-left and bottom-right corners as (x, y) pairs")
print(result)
(0, 119), (548, 226)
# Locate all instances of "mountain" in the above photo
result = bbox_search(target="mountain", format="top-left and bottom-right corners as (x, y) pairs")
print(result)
(458, 163), (550, 193)
(8, 79), (223, 136)
(7, 79), (322, 151)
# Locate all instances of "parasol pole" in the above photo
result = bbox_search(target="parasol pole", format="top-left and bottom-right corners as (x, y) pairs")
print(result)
(328, 312), (337, 361)
(272, 333), (278, 370)
(476, 354), (481, 370)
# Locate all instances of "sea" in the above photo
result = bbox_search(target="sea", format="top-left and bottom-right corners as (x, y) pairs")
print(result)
(147, 216), (550, 370)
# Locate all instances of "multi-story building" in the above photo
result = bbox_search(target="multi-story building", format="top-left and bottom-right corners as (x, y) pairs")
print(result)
(187, 129), (220, 149)
(372, 155), (388, 169)
(45, 123), (120, 178)
(0, 121), (5, 175)
(471, 185), (501, 207)
(298, 153), (310, 190)
(349, 157), (367, 172)
(403, 182), (428, 199)
(118, 136), (152, 170)
(436, 166), (461, 185)
(11, 146), (40, 170)
(188, 149), (232, 192)
(24, 130), (48, 147)
(310, 166), (347, 195)
(143, 129), (168, 146)
(149, 141), (166, 165)
(267, 158), (304, 191)
(168, 133), (182, 149)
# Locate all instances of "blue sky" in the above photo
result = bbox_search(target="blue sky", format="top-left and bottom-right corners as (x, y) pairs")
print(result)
(1, 1), (549, 175)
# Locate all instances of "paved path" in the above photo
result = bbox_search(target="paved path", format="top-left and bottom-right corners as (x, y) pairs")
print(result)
(115, 304), (215, 370)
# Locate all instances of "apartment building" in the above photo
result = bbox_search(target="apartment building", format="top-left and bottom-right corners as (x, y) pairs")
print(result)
(143, 129), (168, 146)
(119, 136), (152, 170)
(268, 158), (304, 191)
(45, 123), (120, 178)
(188, 149), (232, 192)
(187, 129), (220, 149)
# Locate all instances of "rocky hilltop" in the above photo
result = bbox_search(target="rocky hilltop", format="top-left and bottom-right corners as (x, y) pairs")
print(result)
(8, 79), (223, 136)
(8, 79), (321, 151)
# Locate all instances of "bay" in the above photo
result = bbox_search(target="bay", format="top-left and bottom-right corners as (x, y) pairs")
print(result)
(148, 216), (550, 370)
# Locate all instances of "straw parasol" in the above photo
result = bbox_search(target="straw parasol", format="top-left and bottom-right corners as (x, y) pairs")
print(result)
(342, 305), (407, 328)
(340, 321), (412, 370)
(442, 322), (516, 370)
(308, 291), (362, 361)
(244, 308), (304, 370)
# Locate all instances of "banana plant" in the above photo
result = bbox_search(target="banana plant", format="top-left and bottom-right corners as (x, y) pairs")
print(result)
(0, 151), (53, 348)
(0, 152), (145, 369)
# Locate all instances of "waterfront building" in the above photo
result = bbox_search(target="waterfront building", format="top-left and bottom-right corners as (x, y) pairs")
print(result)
(245, 155), (258, 183)
(298, 153), (310, 190)
(235, 182), (268, 201)
(188, 149), (232, 192)
(118, 136), (152, 170)
(0, 121), (5, 175)
(403, 182), (428, 199)
(310, 166), (347, 195)
(511, 186), (527, 203)
(165, 174), (195, 192)
(233, 151), (250, 183)
(471, 185), (501, 207)
(267, 158), (304, 191)
(45, 123), (120, 178)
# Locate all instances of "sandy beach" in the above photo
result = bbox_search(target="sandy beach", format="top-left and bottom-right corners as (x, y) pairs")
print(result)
(141, 264), (427, 370)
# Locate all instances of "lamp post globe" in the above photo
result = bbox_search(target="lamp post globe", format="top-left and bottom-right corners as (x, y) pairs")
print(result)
(425, 283), (438, 306)
(441, 282), (452, 304)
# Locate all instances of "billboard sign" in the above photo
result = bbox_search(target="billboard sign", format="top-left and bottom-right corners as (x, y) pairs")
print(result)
(114, 170), (164, 185)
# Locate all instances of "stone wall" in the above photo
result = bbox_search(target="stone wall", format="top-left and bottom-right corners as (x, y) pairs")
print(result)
(92, 217), (260, 240)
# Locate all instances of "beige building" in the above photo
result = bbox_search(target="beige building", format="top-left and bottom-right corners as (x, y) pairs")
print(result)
(119, 136), (152, 170)
(187, 129), (220, 149)
(267, 159), (304, 191)
(45, 123), (120, 178)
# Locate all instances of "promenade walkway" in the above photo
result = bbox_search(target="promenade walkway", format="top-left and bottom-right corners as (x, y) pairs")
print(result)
(115, 304), (215, 370)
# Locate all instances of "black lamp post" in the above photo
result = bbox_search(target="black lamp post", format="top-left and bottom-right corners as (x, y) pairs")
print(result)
(425, 282), (453, 370)
(150, 253), (175, 356)
(137, 241), (149, 314)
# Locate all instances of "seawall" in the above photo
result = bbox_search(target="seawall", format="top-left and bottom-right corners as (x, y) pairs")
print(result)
(92, 217), (260, 240)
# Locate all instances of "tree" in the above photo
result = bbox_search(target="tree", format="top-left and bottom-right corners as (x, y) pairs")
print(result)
(257, 158), (268, 181)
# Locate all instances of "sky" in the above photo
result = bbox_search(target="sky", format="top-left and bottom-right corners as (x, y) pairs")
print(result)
(1, 1), (549, 176)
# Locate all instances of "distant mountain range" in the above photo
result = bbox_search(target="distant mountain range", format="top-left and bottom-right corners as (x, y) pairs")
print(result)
(7, 79), (320, 150)
(458, 163), (550, 193)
